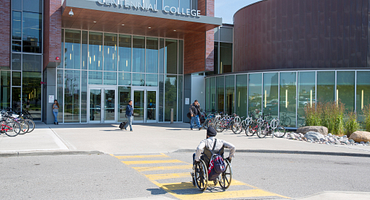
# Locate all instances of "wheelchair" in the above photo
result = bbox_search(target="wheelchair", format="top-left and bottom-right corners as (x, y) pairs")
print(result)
(191, 147), (232, 191)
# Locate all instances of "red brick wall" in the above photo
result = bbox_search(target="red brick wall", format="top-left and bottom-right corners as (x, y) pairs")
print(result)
(0, 1), (10, 68)
(43, 0), (62, 69)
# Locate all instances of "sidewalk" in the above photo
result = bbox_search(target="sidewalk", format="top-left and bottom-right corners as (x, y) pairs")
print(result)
(1, 123), (370, 157)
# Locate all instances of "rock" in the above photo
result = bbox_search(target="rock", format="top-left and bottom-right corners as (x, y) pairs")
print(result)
(305, 131), (325, 141)
(297, 126), (328, 135)
(348, 139), (355, 144)
(349, 131), (370, 143)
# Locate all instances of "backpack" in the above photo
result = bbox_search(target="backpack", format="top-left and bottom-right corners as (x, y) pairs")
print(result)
(207, 139), (226, 181)
(119, 122), (126, 130)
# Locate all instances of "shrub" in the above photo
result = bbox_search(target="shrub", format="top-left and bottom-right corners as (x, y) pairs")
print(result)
(344, 112), (360, 136)
(364, 105), (370, 132)
(304, 103), (321, 126)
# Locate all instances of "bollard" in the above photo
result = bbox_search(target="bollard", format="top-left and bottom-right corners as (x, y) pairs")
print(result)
(170, 108), (174, 124)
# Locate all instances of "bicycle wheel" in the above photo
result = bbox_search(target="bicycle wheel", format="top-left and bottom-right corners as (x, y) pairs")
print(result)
(215, 121), (224, 133)
(245, 125), (256, 136)
(25, 119), (35, 133)
(5, 122), (21, 137)
(257, 124), (267, 138)
(231, 122), (242, 134)
(18, 120), (30, 135)
(273, 126), (286, 138)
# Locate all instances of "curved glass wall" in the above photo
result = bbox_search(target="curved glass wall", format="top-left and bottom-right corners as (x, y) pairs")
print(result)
(205, 70), (370, 127)
(58, 29), (184, 123)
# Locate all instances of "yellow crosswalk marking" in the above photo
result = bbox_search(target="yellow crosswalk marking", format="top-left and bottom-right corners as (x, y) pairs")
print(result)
(158, 182), (194, 191)
(121, 159), (184, 165)
(133, 164), (193, 172)
(145, 172), (190, 180)
(172, 189), (288, 200)
(114, 153), (169, 159)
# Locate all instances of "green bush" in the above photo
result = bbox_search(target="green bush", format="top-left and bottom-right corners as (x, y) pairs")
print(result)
(364, 105), (370, 132)
(304, 103), (321, 126)
(344, 112), (360, 136)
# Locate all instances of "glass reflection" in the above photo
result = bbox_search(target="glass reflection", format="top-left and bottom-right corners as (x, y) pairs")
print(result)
(236, 74), (248, 117)
(298, 72), (315, 127)
(119, 35), (131, 72)
(317, 71), (335, 103)
(118, 86), (131, 122)
(65, 30), (81, 69)
(104, 72), (117, 85)
(216, 76), (224, 113)
(165, 39), (177, 74)
(210, 77), (216, 112)
(22, 12), (42, 53)
(280, 72), (296, 127)
(146, 38), (158, 73)
(133, 36), (145, 72)
(165, 76), (177, 121)
(64, 70), (80, 122)
(248, 74), (262, 118)
(225, 76), (235, 115)
(357, 71), (370, 123)
(337, 71), (355, 111)
(22, 71), (42, 120)
(0, 71), (11, 109)
(89, 32), (103, 70)
(119, 73), (131, 85)
(104, 33), (117, 71)
(12, 11), (21, 40)
(263, 73), (278, 119)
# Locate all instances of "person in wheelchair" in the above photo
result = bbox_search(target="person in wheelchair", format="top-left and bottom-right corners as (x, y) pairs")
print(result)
(192, 126), (236, 190)
(193, 126), (236, 165)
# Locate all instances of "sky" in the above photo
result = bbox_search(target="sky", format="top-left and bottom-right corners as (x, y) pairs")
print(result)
(215, 0), (262, 24)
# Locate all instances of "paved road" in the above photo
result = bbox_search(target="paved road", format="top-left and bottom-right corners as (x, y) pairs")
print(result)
(1, 152), (369, 200)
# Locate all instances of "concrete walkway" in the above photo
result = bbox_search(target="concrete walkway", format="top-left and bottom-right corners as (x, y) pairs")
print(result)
(1, 122), (370, 157)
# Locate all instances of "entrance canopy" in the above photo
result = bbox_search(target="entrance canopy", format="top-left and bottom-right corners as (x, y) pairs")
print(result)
(62, 0), (222, 38)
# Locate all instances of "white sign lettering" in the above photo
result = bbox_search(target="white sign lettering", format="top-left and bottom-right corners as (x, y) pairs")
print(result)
(95, 0), (201, 17)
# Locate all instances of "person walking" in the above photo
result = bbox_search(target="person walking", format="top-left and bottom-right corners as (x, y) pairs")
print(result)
(189, 100), (202, 130)
(123, 100), (134, 131)
(52, 100), (59, 125)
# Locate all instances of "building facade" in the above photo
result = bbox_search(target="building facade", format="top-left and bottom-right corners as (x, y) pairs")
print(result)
(206, 0), (370, 127)
(0, 0), (221, 124)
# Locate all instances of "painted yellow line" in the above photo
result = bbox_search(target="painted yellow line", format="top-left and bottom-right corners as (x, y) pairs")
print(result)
(145, 172), (190, 180)
(133, 164), (193, 172)
(114, 153), (169, 159)
(121, 159), (185, 165)
(172, 189), (288, 200)
(158, 182), (195, 191)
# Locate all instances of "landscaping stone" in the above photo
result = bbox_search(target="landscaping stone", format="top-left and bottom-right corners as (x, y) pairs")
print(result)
(349, 131), (370, 143)
(304, 131), (325, 140)
(297, 126), (328, 135)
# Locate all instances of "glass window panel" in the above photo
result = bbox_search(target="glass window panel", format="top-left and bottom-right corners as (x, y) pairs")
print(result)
(164, 0), (178, 8)
(214, 42), (219, 74)
(104, 33), (117, 71)
(236, 74), (248, 117)
(12, 0), (21, 10)
(132, 73), (145, 86)
(357, 71), (370, 123)
(280, 72), (297, 127)
(248, 73), (262, 118)
(225, 75), (235, 115)
(191, 0), (197, 10)
(337, 72), (355, 112)
(317, 71), (335, 103)
(0, 71), (11, 109)
(263, 73), (278, 119)
(23, 71), (42, 120)
(23, 12), (42, 53)
(104, 90), (115, 121)
(119, 35), (131, 72)
(118, 72), (131, 85)
(165, 75), (177, 121)
(147, 91), (156, 121)
(12, 87), (21, 112)
(205, 78), (210, 112)
(146, 74), (158, 86)
(58, 29), (64, 68)
(82, 31), (88, 69)
(178, 75), (183, 121)
(23, 54), (41, 72)
(179, 40), (184, 74)
(180, 0), (191, 10)
(64, 70), (80, 122)
(159, 74), (164, 121)
(81, 71), (87, 122)
(133, 36), (145, 73)
(12, 54), (21, 70)
(118, 86), (131, 122)
(143, 0), (157, 9)
(165, 39), (177, 74)
(64, 30), (81, 69)
(12, 41), (22, 52)
(12, 71), (21, 86)
(23, 0), (42, 13)
(104, 72), (117, 85)
(134, 90), (144, 122)
(210, 77), (216, 111)
(89, 32), (103, 70)
(89, 89), (101, 122)
(12, 11), (21, 40)
(159, 38), (165, 74)
(216, 76), (224, 112)
(89, 71), (102, 85)
(298, 72), (315, 127)
(57, 70), (63, 122)
(146, 38), (158, 73)
(220, 43), (233, 73)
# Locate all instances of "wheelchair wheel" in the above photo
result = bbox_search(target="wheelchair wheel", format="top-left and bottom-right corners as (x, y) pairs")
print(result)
(193, 160), (208, 191)
(219, 159), (232, 190)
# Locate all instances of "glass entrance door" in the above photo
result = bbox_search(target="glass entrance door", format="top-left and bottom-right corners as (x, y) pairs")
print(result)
(132, 88), (158, 123)
(89, 87), (117, 123)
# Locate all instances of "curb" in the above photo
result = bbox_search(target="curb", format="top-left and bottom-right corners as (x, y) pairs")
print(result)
(173, 149), (370, 158)
(0, 151), (104, 157)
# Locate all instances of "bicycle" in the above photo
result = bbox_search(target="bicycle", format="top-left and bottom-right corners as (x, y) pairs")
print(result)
(0, 112), (21, 137)
(258, 118), (286, 138)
